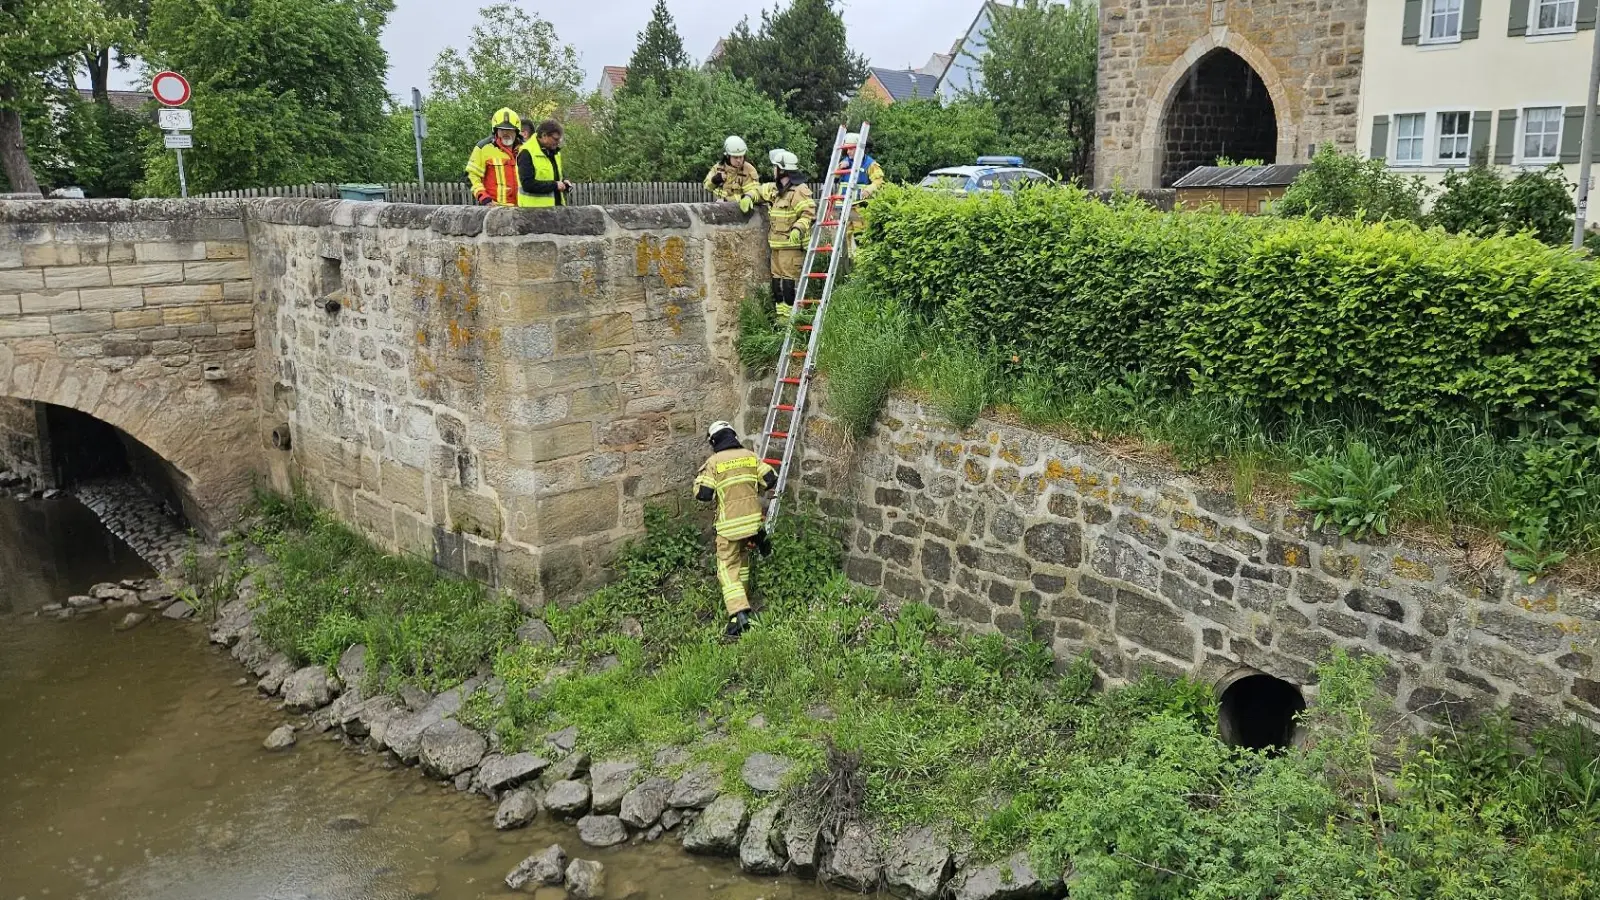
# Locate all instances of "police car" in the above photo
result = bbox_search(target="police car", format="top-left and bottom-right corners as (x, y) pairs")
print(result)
(917, 156), (1053, 193)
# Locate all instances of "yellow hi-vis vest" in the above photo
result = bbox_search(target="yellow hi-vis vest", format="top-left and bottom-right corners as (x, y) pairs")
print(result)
(694, 448), (775, 540)
(516, 145), (566, 208)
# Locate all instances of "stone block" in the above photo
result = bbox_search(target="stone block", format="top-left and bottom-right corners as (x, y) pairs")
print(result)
(78, 287), (145, 310)
(208, 303), (253, 322)
(0, 317), (51, 338)
(539, 484), (619, 542)
(183, 260), (252, 282)
(447, 486), (502, 540)
(110, 263), (185, 286)
(49, 311), (114, 334)
(22, 244), (79, 267)
(556, 313), (634, 352)
(135, 241), (207, 263)
(143, 283), (223, 306)
(0, 268), (44, 291)
(206, 241), (249, 259)
(20, 290), (79, 313)
(1343, 588), (1404, 622)
(1024, 521), (1083, 567)
(0, 294), (16, 317)
(955, 544), (1031, 581)
(1114, 588), (1196, 661)
(1266, 537), (1310, 568)
(43, 265), (111, 289)
(162, 306), (204, 325)
(1474, 607), (1565, 655)
(1089, 535), (1159, 591)
(515, 423), (594, 463)
(222, 280), (253, 301)
(920, 542), (952, 583)
(113, 309), (163, 329)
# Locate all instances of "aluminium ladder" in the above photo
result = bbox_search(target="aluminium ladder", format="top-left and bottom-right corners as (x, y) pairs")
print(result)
(756, 123), (872, 532)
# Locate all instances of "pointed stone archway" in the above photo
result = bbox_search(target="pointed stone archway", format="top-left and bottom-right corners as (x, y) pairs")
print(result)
(1134, 30), (1297, 190)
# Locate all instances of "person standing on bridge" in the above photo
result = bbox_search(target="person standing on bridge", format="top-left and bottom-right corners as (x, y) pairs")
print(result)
(704, 136), (759, 202)
(517, 119), (573, 208)
(839, 132), (883, 261)
(465, 108), (523, 207)
(739, 149), (815, 318)
(694, 421), (776, 640)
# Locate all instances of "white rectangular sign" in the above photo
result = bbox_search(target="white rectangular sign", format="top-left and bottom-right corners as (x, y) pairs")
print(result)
(158, 109), (192, 131)
(163, 133), (193, 149)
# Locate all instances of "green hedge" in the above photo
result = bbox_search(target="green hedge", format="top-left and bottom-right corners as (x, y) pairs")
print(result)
(858, 186), (1600, 425)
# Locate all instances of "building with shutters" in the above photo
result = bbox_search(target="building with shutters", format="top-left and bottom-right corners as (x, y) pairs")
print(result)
(1358, 0), (1599, 226)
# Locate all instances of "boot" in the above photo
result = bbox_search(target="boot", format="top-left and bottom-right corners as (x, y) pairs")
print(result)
(724, 610), (751, 639)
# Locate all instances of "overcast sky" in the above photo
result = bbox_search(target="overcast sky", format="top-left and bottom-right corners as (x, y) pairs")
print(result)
(385, 0), (981, 97)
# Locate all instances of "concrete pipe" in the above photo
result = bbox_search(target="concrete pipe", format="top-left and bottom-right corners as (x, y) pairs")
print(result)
(1215, 666), (1306, 752)
(270, 425), (292, 452)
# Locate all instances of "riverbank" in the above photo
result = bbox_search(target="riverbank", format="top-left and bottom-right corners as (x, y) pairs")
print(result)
(123, 491), (1592, 899)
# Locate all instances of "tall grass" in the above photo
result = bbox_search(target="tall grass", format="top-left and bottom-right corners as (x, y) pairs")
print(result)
(814, 282), (919, 438)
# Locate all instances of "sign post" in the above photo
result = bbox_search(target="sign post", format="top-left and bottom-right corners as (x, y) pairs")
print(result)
(411, 88), (427, 187)
(151, 71), (193, 198)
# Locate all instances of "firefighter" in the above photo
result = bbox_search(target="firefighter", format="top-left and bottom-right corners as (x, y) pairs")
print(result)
(839, 132), (884, 258)
(738, 149), (815, 318)
(517, 118), (573, 208)
(703, 135), (759, 201)
(694, 421), (776, 638)
(465, 108), (523, 207)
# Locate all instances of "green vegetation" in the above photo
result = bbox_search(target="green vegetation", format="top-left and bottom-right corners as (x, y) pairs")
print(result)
(824, 183), (1600, 563)
(241, 491), (1600, 896)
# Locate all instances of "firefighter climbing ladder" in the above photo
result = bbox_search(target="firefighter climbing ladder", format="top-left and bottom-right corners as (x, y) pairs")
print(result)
(757, 123), (871, 532)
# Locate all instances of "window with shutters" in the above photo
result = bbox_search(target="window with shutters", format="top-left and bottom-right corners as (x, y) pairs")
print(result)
(1394, 114), (1426, 164)
(1437, 112), (1471, 163)
(1522, 107), (1563, 161)
(1424, 0), (1463, 41)
(1532, 0), (1578, 32)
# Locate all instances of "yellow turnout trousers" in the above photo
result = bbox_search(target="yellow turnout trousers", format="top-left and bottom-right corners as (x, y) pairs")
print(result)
(716, 535), (752, 616)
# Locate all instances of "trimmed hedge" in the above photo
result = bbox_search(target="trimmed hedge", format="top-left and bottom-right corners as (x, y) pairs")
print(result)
(858, 186), (1600, 425)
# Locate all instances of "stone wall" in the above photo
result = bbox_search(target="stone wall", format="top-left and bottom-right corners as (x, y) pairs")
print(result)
(1095, 0), (1366, 189)
(0, 200), (261, 529)
(251, 200), (766, 605)
(798, 398), (1600, 730)
(0, 396), (44, 483)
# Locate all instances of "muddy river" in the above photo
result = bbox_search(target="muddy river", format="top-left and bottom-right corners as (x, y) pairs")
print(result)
(0, 494), (826, 900)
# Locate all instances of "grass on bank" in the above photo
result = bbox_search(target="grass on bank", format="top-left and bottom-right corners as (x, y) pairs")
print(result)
(738, 281), (1600, 576)
(243, 492), (1600, 898)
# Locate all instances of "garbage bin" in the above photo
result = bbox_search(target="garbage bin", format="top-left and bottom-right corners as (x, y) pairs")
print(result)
(338, 183), (389, 202)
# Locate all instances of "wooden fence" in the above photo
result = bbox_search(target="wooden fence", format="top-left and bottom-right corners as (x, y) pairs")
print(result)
(197, 181), (712, 207)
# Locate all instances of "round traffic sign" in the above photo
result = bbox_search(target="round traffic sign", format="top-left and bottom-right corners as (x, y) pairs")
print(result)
(151, 71), (191, 107)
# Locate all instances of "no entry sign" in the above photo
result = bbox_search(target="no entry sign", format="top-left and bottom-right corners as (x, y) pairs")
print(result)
(151, 71), (191, 107)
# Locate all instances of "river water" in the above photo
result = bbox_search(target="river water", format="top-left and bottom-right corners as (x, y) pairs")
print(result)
(0, 495), (824, 900)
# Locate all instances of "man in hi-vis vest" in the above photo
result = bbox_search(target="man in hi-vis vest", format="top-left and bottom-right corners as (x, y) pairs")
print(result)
(693, 421), (776, 639)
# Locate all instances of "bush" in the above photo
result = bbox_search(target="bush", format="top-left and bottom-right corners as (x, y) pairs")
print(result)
(1275, 144), (1428, 223)
(857, 183), (1600, 429)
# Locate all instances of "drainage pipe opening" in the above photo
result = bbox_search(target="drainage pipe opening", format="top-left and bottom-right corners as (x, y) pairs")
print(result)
(1217, 668), (1306, 752)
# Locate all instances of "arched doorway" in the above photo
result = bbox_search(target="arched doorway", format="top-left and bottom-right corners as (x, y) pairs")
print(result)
(1160, 49), (1278, 187)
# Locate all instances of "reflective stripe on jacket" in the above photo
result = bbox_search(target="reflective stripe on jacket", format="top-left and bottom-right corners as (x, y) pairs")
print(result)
(516, 145), (566, 208)
(694, 448), (776, 540)
(466, 137), (520, 206)
(704, 159), (759, 201)
(744, 181), (816, 250)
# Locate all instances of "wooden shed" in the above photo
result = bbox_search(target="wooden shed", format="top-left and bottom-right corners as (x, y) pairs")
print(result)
(1173, 164), (1308, 214)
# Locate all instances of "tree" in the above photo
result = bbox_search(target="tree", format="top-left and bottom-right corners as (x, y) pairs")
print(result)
(1275, 145), (1428, 223)
(841, 95), (1001, 183)
(398, 2), (583, 182)
(140, 0), (394, 194)
(718, 0), (866, 167)
(623, 0), (689, 97)
(1502, 165), (1575, 245)
(594, 69), (814, 182)
(0, 0), (123, 193)
(978, 0), (1098, 180)
(82, 0), (149, 105)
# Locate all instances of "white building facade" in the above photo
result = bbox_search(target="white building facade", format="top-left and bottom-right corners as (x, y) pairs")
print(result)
(1358, 0), (1600, 226)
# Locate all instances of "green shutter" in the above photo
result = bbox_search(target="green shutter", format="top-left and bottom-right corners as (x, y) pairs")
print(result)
(1561, 107), (1586, 163)
(1371, 116), (1390, 160)
(1494, 109), (1518, 164)
(1463, 0), (1483, 38)
(1469, 111), (1492, 164)
(1580, 0), (1597, 30)
(1508, 0), (1530, 36)
(1403, 0), (1424, 43)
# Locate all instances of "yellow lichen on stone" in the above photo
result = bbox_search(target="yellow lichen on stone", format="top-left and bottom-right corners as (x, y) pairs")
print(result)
(1390, 556), (1435, 583)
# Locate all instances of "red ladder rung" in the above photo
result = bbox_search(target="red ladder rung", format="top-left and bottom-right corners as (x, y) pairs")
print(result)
(770, 431), (790, 439)
(790, 351), (807, 358)
(822, 219), (840, 226)
(780, 377), (801, 384)
(806, 273), (829, 279)
(797, 299), (819, 306)
(763, 458), (785, 467)
(816, 244), (834, 252)
(796, 325), (814, 331)
(775, 403), (797, 411)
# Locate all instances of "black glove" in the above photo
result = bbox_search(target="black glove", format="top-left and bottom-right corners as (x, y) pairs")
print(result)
(751, 531), (773, 558)
(712, 172), (725, 187)
(477, 195), (493, 206)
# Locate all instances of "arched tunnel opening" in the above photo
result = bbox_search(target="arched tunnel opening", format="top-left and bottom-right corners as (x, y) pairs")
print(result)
(39, 403), (192, 529)
(1160, 48), (1279, 187)
(1217, 670), (1306, 752)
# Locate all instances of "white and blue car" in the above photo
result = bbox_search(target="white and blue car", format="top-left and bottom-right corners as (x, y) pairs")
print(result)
(916, 156), (1053, 193)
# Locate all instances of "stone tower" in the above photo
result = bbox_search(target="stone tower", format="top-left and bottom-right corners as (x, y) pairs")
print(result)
(1094, 0), (1367, 189)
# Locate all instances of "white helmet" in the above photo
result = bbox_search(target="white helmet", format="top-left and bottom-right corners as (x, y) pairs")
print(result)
(723, 135), (748, 157)
(844, 132), (861, 148)
(707, 420), (736, 440)
(768, 149), (800, 171)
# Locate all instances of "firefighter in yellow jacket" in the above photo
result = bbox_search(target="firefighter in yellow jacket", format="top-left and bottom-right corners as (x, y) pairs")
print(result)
(739, 149), (815, 318)
(703, 136), (759, 201)
(465, 108), (523, 206)
(694, 421), (776, 638)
